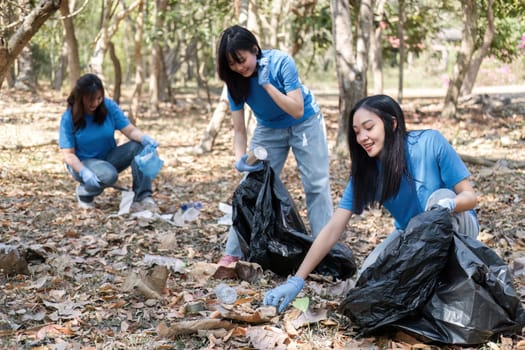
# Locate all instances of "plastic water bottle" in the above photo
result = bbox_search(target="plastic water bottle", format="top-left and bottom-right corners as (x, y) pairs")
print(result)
(181, 202), (203, 222)
(214, 283), (237, 304)
(181, 201), (203, 211)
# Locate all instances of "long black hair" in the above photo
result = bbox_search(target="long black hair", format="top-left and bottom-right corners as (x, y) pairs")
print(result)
(347, 95), (408, 214)
(217, 25), (262, 104)
(66, 73), (107, 130)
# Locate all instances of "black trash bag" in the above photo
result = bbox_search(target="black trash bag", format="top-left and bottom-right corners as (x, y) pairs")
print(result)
(339, 208), (454, 331)
(231, 161), (356, 280)
(392, 233), (525, 345)
(339, 207), (525, 345)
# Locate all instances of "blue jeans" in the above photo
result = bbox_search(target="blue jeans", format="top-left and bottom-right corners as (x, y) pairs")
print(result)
(224, 113), (333, 258)
(68, 141), (152, 202)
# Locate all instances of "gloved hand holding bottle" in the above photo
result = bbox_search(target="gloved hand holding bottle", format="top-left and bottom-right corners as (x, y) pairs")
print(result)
(234, 154), (264, 173)
(436, 197), (456, 212)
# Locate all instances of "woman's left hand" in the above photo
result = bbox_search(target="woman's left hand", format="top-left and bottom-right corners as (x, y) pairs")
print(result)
(257, 57), (270, 86)
(141, 134), (159, 148)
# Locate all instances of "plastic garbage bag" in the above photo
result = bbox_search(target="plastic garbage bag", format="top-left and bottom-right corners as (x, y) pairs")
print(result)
(134, 144), (164, 179)
(392, 232), (525, 344)
(339, 207), (525, 345)
(231, 161), (356, 280)
(340, 208), (454, 331)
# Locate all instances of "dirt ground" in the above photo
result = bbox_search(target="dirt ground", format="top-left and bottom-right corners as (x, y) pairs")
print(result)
(0, 86), (524, 349)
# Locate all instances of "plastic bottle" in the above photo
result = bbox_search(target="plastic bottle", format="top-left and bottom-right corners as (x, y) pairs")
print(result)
(214, 283), (237, 304)
(181, 201), (203, 211)
(181, 202), (203, 222)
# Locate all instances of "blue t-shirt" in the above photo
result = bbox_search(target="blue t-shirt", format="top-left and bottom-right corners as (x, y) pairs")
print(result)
(227, 49), (320, 129)
(339, 130), (472, 230)
(58, 97), (130, 160)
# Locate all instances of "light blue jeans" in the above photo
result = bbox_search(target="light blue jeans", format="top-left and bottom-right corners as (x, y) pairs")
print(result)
(68, 141), (152, 202)
(224, 113), (333, 258)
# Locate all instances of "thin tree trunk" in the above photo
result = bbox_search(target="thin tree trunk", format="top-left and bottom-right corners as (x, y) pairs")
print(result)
(14, 45), (37, 92)
(193, 0), (250, 154)
(330, 0), (371, 155)
(88, 0), (141, 81)
(442, 0), (477, 119)
(397, 0), (405, 103)
(52, 41), (67, 90)
(60, 0), (81, 89)
(129, 0), (144, 124)
(192, 86), (229, 154)
(108, 41), (122, 103)
(371, 0), (386, 94)
(149, 0), (168, 115)
(461, 0), (494, 96)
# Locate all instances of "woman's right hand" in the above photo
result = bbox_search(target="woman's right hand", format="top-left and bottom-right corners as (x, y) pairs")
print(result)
(79, 167), (101, 188)
(234, 154), (264, 173)
(263, 276), (305, 313)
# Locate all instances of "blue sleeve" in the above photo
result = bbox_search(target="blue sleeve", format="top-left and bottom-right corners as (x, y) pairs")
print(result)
(58, 109), (75, 149)
(432, 131), (470, 187)
(227, 90), (244, 112)
(278, 55), (302, 93)
(104, 98), (130, 130)
(338, 179), (354, 211)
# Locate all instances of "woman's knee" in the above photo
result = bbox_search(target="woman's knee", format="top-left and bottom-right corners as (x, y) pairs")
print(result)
(85, 159), (118, 185)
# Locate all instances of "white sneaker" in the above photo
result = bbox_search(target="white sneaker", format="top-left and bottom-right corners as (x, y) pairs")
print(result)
(76, 192), (95, 209)
(131, 196), (158, 212)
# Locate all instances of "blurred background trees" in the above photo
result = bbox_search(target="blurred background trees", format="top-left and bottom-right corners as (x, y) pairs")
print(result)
(1, 0), (524, 148)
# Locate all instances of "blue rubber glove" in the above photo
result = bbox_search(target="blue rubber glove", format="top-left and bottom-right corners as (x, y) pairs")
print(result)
(141, 134), (159, 148)
(79, 167), (101, 189)
(437, 197), (456, 212)
(257, 57), (270, 86)
(234, 154), (264, 173)
(264, 276), (305, 313)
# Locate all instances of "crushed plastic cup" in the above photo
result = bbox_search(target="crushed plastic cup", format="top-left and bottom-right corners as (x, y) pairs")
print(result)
(214, 283), (237, 304)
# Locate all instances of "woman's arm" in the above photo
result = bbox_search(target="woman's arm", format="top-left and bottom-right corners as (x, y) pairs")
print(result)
(295, 208), (353, 279)
(262, 85), (304, 119)
(452, 179), (478, 213)
(231, 109), (248, 160)
(61, 148), (84, 172)
(120, 124), (145, 143)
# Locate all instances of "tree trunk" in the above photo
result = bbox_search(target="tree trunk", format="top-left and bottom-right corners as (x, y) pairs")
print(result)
(397, 0), (405, 103)
(60, 0), (81, 90)
(88, 0), (141, 82)
(371, 0), (386, 94)
(88, 0), (110, 78)
(0, 0), (61, 89)
(461, 0), (494, 96)
(330, 0), (371, 156)
(14, 45), (37, 92)
(442, 0), (477, 119)
(129, 0), (145, 125)
(192, 86), (229, 154)
(193, 0), (250, 154)
(108, 41), (122, 103)
(52, 41), (67, 90)
(149, 0), (169, 115)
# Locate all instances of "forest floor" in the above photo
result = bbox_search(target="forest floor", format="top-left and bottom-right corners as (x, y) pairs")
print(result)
(0, 86), (524, 350)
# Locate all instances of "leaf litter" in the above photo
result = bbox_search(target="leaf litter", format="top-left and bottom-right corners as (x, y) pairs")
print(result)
(0, 88), (524, 349)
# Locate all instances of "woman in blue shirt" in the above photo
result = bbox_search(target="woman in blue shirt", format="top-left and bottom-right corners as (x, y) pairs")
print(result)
(216, 25), (333, 266)
(58, 73), (159, 210)
(264, 94), (479, 312)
